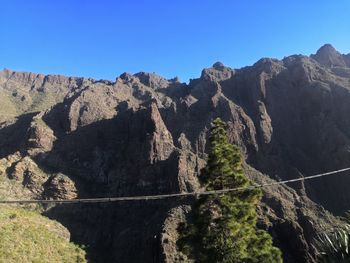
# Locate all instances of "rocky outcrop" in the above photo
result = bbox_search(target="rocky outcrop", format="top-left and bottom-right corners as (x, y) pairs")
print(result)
(1, 44), (350, 262)
(175, 134), (203, 192)
(9, 156), (46, 194)
(311, 44), (348, 67)
(0, 152), (77, 200)
(245, 166), (339, 263)
(26, 112), (56, 156)
(201, 62), (235, 81)
(43, 173), (78, 200)
(160, 205), (191, 263)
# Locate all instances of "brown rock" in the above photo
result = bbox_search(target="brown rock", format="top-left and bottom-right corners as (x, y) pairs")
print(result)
(311, 44), (347, 67)
(148, 101), (174, 163)
(43, 173), (78, 200)
(27, 113), (56, 156)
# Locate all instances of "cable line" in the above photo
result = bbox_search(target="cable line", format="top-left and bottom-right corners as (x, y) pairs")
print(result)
(1, 167), (350, 204)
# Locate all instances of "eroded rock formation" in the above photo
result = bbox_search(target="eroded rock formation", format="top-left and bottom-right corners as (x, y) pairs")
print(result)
(1, 44), (350, 262)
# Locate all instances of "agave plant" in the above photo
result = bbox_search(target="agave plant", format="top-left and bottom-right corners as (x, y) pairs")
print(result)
(315, 224), (350, 263)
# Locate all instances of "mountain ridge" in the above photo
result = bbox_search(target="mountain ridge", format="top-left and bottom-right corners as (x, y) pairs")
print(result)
(2, 43), (349, 86)
(1, 44), (350, 263)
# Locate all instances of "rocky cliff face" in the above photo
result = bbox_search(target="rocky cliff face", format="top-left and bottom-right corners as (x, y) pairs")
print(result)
(0, 44), (350, 263)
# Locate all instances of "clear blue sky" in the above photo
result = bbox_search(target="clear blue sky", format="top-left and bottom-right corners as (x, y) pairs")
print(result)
(1, 1), (349, 82)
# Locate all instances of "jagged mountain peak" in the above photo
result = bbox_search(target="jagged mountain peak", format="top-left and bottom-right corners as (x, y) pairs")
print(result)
(134, 71), (169, 88)
(311, 43), (347, 67)
(200, 62), (234, 81)
(317, 43), (338, 54)
(212, 61), (226, 70)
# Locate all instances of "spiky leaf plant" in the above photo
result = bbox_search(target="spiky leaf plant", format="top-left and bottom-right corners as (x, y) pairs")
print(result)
(315, 224), (350, 263)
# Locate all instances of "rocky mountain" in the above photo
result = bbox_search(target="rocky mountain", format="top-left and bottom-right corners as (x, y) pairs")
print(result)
(0, 44), (350, 262)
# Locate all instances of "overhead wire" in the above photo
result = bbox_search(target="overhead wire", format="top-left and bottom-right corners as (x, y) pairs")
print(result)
(1, 167), (350, 204)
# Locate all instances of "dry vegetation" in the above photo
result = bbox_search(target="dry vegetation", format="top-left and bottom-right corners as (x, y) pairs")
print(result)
(0, 205), (86, 263)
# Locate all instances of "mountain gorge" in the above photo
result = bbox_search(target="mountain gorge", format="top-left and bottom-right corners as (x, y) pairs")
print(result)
(1, 44), (350, 262)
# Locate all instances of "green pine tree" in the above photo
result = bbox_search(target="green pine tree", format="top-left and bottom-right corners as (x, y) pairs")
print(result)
(178, 118), (282, 263)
